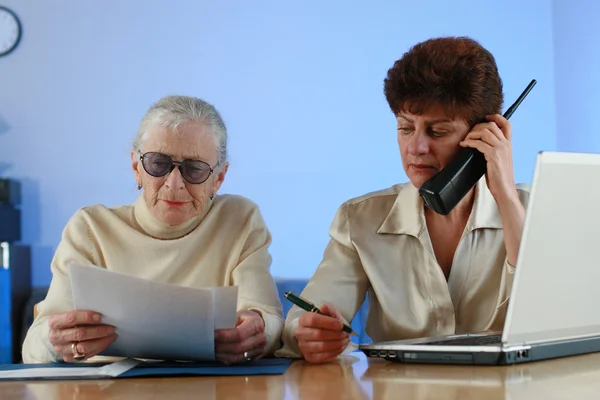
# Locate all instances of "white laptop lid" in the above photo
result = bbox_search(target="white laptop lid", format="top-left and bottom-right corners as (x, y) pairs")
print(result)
(503, 151), (600, 346)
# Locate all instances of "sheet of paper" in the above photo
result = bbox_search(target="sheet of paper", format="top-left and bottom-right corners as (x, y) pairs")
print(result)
(69, 262), (238, 361)
(212, 286), (238, 329)
(0, 359), (140, 380)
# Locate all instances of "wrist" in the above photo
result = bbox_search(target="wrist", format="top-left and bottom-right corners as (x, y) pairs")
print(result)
(246, 308), (266, 327)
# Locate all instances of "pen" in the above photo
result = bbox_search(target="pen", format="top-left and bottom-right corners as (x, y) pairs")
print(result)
(284, 291), (358, 336)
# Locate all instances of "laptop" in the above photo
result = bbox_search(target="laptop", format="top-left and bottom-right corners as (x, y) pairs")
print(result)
(360, 151), (600, 365)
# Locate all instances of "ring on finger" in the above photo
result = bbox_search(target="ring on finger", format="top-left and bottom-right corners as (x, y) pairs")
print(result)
(71, 342), (86, 361)
(243, 351), (252, 362)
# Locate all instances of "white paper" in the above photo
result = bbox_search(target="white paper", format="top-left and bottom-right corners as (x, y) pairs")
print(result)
(212, 286), (238, 329)
(0, 358), (140, 380)
(69, 262), (238, 361)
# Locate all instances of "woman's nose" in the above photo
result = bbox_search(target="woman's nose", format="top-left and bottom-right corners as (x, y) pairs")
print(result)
(164, 165), (185, 189)
(407, 131), (430, 155)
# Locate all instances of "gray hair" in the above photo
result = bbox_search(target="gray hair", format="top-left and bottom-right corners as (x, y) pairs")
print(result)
(133, 95), (228, 167)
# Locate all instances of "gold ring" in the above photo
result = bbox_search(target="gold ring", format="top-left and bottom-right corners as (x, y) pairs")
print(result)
(71, 343), (86, 361)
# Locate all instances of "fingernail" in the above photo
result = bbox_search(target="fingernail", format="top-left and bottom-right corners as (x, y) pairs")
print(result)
(93, 314), (101, 323)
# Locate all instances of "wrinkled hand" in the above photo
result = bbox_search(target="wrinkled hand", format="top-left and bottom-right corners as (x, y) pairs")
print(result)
(48, 310), (116, 362)
(215, 310), (266, 364)
(460, 114), (518, 203)
(294, 303), (350, 364)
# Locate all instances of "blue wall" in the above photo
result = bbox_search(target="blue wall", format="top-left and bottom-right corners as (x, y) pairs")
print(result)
(0, 1), (559, 287)
(553, 1), (600, 153)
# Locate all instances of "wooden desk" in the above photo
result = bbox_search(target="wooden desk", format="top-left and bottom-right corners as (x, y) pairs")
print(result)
(2, 351), (600, 399)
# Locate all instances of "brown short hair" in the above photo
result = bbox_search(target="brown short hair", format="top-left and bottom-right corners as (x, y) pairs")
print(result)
(384, 36), (503, 126)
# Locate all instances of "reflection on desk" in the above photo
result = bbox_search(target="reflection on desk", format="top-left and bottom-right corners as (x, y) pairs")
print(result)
(7, 372), (286, 400)
(285, 354), (369, 400)
(4, 351), (600, 399)
(361, 351), (600, 400)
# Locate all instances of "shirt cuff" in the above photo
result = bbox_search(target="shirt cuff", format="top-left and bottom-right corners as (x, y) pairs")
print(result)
(498, 258), (516, 309)
(22, 317), (61, 363)
(506, 259), (516, 273)
(247, 307), (283, 357)
(274, 317), (303, 359)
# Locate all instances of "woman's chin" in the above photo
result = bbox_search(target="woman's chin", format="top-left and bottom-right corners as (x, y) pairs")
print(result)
(408, 174), (435, 189)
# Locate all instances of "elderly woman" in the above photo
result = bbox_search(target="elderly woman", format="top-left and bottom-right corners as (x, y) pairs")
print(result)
(277, 37), (530, 363)
(22, 96), (283, 364)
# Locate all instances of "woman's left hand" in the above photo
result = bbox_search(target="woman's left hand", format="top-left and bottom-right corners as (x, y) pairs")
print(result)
(459, 114), (518, 203)
(214, 310), (266, 364)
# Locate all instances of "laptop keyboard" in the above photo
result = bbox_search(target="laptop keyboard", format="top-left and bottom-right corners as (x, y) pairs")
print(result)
(425, 334), (502, 346)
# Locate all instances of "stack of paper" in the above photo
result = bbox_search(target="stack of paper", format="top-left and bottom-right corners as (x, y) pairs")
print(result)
(69, 262), (238, 361)
(0, 359), (140, 380)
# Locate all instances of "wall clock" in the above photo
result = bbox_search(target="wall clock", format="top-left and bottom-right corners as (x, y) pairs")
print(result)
(0, 6), (21, 56)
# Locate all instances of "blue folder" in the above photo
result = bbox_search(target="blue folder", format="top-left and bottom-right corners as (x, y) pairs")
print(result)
(0, 358), (292, 381)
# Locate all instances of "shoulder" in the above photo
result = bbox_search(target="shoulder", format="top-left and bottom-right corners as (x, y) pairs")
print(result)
(210, 194), (265, 225)
(324, 183), (410, 241)
(72, 203), (133, 221)
(330, 183), (410, 226)
(341, 183), (408, 213)
(208, 195), (271, 243)
(212, 194), (260, 214)
(65, 203), (134, 231)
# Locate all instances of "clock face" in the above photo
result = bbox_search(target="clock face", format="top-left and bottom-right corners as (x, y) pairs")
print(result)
(0, 7), (21, 56)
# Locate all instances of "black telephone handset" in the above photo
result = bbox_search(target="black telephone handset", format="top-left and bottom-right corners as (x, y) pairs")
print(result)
(418, 79), (537, 215)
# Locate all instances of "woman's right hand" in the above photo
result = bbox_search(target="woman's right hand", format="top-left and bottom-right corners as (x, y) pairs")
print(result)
(294, 303), (351, 363)
(48, 310), (117, 362)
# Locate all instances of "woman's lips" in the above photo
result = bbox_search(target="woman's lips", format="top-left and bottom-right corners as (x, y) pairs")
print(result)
(409, 163), (436, 172)
(162, 200), (188, 207)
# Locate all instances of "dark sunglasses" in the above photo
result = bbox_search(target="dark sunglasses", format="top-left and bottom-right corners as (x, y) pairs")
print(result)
(140, 152), (215, 184)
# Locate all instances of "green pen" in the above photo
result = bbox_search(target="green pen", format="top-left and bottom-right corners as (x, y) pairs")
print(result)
(284, 291), (358, 336)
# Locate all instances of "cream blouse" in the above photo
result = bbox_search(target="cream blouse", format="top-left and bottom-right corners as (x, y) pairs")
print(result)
(278, 179), (529, 357)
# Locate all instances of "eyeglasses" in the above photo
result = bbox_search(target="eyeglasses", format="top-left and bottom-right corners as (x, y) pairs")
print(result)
(140, 152), (216, 184)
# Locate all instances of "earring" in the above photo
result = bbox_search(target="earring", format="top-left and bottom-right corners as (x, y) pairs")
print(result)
(209, 194), (214, 201)
(137, 184), (142, 190)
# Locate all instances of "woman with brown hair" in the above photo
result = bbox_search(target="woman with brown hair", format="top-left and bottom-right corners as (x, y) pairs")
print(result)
(277, 36), (530, 363)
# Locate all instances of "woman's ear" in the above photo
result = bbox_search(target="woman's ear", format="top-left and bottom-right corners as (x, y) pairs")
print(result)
(212, 162), (229, 194)
(131, 150), (141, 187)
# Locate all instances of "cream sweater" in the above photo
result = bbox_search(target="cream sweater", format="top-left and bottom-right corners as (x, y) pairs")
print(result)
(22, 194), (284, 363)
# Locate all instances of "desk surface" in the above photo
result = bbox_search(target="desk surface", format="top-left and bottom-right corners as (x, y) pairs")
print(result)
(3, 351), (600, 399)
